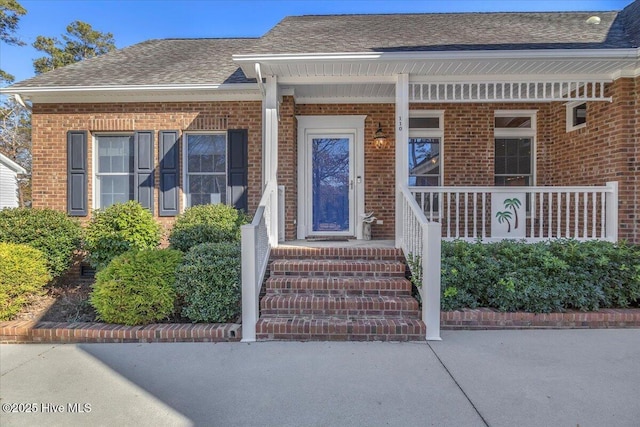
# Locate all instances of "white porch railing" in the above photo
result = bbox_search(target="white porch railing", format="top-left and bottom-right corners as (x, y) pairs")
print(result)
(241, 180), (278, 342)
(410, 182), (618, 242)
(399, 185), (442, 341)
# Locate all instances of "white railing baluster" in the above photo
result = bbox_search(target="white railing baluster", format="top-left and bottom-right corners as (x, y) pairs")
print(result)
(464, 192), (469, 238)
(557, 192), (561, 238)
(530, 192), (536, 238)
(473, 193), (478, 239)
(565, 192), (571, 238)
(482, 192), (486, 239)
(455, 192), (460, 238)
(574, 192), (579, 238)
(591, 192), (596, 238)
(600, 192), (606, 238)
(539, 191), (544, 238)
(547, 192), (552, 238)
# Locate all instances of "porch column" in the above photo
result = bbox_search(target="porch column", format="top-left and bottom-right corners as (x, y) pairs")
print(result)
(263, 75), (279, 246)
(395, 73), (409, 247)
(264, 75), (278, 184)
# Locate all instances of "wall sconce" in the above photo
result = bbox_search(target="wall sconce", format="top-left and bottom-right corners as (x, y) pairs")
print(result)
(373, 123), (388, 149)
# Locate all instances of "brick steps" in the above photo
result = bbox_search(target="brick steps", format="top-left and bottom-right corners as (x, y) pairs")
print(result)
(271, 246), (405, 261)
(270, 259), (406, 277)
(260, 295), (420, 317)
(265, 276), (412, 297)
(256, 316), (426, 341)
(257, 246), (425, 342)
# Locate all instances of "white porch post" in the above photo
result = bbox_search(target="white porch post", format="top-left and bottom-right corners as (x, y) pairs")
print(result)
(264, 75), (279, 246)
(605, 181), (618, 243)
(241, 223), (258, 342)
(395, 74), (409, 248)
(423, 221), (442, 341)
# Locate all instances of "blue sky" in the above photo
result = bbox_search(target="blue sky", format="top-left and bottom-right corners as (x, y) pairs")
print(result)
(0, 0), (632, 85)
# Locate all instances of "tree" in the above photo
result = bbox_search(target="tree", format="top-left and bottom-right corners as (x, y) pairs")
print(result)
(0, 96), (31, 206)
(33, 20), (116, 74)
(503, 198), (522, 230)
(0, 0), (27, 84)
(495, 210), (513, 233)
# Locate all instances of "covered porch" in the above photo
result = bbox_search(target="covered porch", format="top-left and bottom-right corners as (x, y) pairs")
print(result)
(236, 51), (632, 342)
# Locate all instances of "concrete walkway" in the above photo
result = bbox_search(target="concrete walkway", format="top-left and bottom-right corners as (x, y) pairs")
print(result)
(1, 329), (639, 427)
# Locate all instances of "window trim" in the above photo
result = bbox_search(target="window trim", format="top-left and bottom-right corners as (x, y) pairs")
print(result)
(409, 110), (444, 186)
(494, 110), (537, 186)
(182, 131), (228, 210)
(566, 101), (587, 132)
(92, 132), (135, 210)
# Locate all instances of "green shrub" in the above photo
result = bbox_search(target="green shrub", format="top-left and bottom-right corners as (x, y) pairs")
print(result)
(169, 204), (248, 252)
(440, 240), (640, 313)
(90, 249), (183, 325)
(84, 201), (162, 270)
(174, 242), (241, 323)
(0, 208), (82, 279)
(0, 243), (51, 320)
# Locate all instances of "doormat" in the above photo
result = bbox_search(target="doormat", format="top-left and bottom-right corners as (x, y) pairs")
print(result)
(306, 237), (351, 242)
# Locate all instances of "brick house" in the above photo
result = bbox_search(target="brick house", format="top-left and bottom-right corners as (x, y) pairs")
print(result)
(2, 1), (639, 341)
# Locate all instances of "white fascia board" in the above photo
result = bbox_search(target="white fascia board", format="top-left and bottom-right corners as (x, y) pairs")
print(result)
(234, 48), (640, 77)
(0, 83), (262, 104)
(0, 83), (259, 94)
(0, 153), (27, 174)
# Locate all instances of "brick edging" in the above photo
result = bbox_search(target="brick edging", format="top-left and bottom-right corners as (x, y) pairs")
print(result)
(441, 308), (640, 329)
(0, 321), (242, 344)
(3, 309), (639, 343)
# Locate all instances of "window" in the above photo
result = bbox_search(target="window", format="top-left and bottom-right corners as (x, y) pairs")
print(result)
(185, 133), (227, 207)
(408, 111), (443, 187)
(494, 111), (536, 187)
(566, 101), (587, 132)
(95, 135), (134, 208)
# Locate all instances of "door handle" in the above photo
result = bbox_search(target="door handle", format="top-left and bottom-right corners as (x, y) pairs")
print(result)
(350, 180), (354, 190)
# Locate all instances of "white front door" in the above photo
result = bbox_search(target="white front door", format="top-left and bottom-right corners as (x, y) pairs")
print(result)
(296, 115), (366, 239)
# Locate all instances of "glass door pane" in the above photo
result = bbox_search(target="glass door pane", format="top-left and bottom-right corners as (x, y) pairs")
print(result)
(311, 137), (350, 233)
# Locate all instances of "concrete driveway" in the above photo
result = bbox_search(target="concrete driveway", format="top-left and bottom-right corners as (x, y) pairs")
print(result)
(1, 329), (639, 426)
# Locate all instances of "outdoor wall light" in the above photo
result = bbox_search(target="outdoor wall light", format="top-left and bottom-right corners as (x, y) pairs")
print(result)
(373, 123), (388, 149)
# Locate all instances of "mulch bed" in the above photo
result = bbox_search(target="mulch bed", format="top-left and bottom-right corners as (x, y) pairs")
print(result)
(3, 279), (639, 344)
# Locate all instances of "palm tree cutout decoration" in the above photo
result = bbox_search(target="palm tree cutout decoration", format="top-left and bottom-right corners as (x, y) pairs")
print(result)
(495, 197), (522, 233)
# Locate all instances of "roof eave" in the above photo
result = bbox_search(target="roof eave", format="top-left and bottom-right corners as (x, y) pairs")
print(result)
(0, 153), (27, 174)
(234, 48), (640, 78)
(0, 83), (263, 104)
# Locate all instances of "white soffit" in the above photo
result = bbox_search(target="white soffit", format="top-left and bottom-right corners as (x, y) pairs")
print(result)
(235, 49), (639, 81)
(292, 83), (395, 104)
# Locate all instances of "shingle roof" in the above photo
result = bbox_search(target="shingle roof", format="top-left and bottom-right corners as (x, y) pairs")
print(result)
(9, 38), (258, 88)
(621, 0), (640, 47)
(8, 3), (640, 90)
(254, 11), (630, 53)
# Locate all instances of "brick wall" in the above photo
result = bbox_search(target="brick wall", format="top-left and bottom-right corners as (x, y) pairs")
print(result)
(545, 78), (639, 243)
(31, 79), (639, 244)
(31, 101), (262, 232)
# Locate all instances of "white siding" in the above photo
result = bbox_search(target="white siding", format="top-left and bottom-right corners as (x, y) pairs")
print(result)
(0, 162), (20, 209)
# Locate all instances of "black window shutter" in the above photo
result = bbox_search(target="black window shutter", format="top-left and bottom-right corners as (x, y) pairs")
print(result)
(159, 131), (179, 216)
(134, 131), (154, 211)
(67, 131), (88, 216)
(227, 129), (248, 212)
